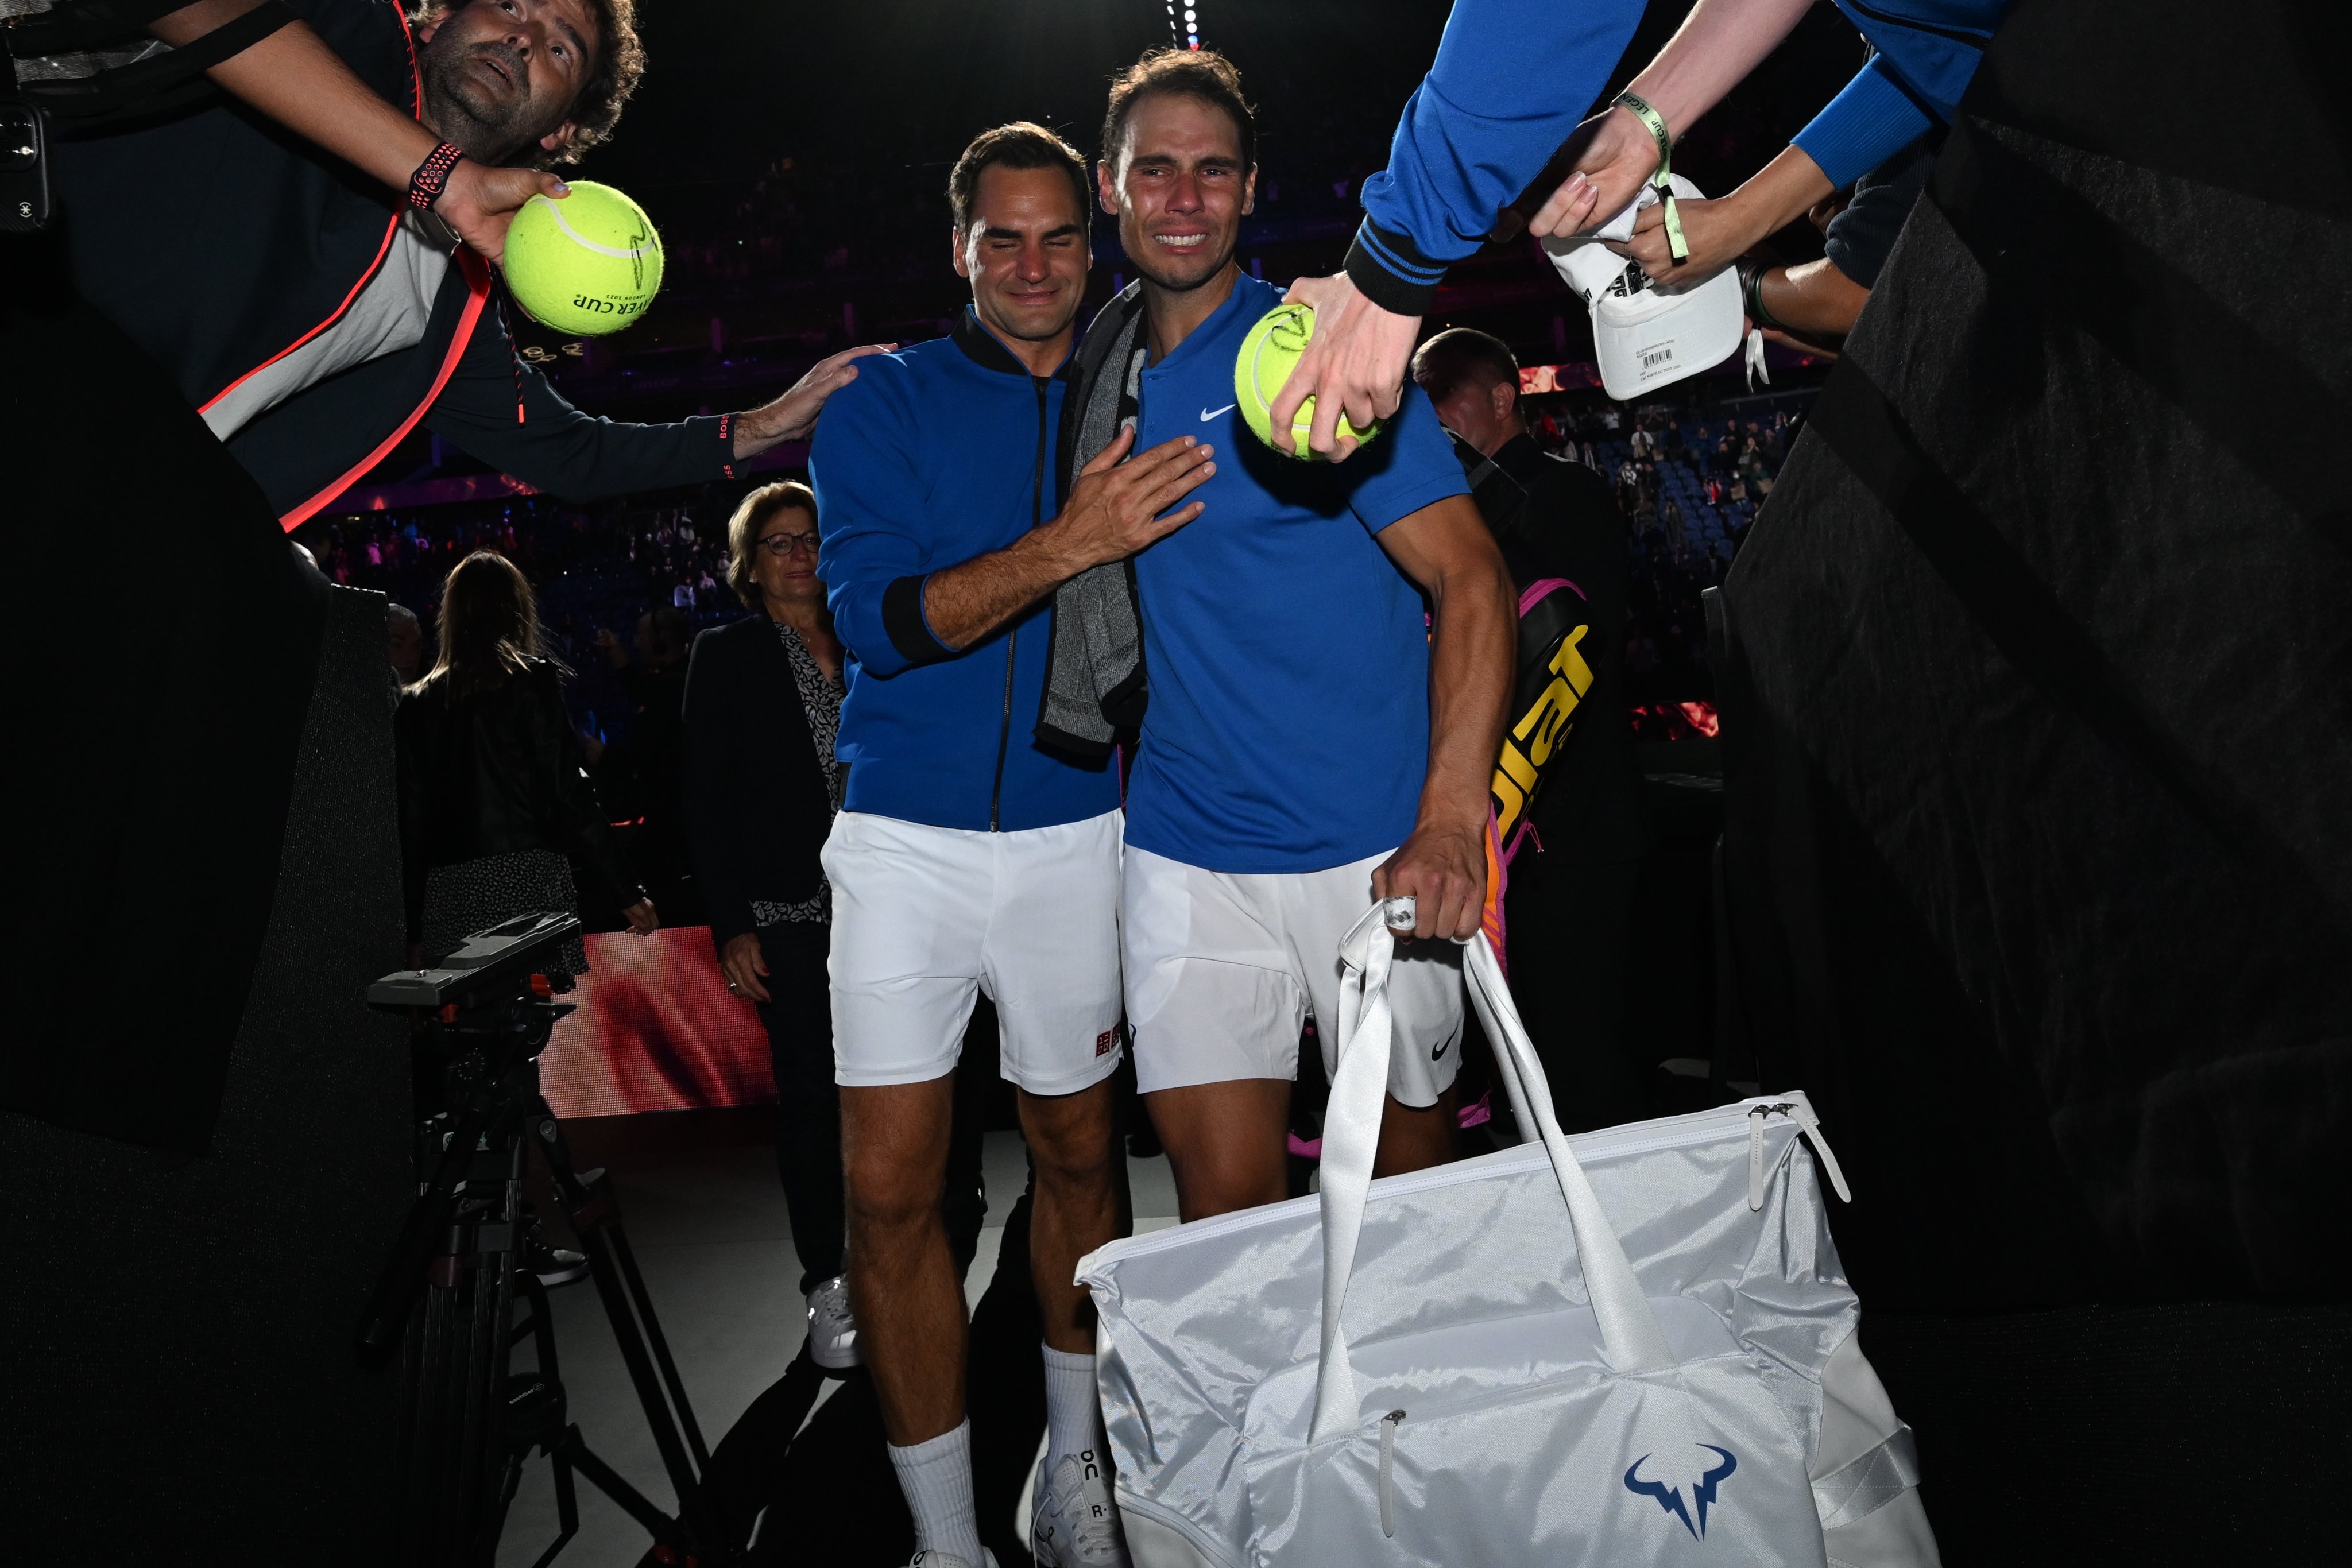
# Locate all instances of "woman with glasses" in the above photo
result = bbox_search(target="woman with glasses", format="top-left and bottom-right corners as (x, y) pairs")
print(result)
(682, 481), (859, 1368)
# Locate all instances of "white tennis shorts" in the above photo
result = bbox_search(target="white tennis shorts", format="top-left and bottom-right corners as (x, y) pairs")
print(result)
(824, 809), (1124, 1095)
(1122, 842), (1464, 1106)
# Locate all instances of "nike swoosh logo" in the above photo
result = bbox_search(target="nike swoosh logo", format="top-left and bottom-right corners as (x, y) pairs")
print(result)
(1201, 404), (1235, 421)
(1432, 1037), (1450, 1062)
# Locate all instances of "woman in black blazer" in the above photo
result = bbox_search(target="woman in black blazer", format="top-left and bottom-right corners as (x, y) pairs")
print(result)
(683, 481), (858, 1366)
(400, 550), (657, 973)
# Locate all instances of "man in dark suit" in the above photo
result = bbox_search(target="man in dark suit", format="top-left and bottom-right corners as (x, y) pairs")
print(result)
(1414, 327), (1653, 1131)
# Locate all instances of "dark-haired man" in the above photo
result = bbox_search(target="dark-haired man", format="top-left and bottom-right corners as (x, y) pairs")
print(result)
(411, 0), (631, 169)
(813, 122), (1215, 1568)
(1412, 327), (1650, 1132)
(49, 0), (876, 529)
(1051, 51), (1512, 1220)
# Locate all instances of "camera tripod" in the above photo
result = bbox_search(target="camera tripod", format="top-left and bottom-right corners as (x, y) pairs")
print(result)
(359, 917), (741, 1567)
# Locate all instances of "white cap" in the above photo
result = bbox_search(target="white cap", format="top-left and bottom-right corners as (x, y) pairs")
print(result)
(1542, 175), (1745, 402)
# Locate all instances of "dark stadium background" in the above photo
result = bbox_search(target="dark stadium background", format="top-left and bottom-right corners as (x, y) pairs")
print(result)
(293, 2), (1874, 1121)
(342, 0), (1865, 450)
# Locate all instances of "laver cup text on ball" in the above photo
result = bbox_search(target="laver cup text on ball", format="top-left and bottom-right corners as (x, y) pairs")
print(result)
(503, 180), (666, 338)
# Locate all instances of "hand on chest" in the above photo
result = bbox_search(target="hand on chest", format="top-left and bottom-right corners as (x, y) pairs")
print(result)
(1135, 390), (1353, 542)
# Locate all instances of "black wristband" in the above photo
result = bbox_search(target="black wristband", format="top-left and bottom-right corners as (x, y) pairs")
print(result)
(1742, 265), (1790, 334)
(407, 141), (465, 211)
(881, 575), (957, 667)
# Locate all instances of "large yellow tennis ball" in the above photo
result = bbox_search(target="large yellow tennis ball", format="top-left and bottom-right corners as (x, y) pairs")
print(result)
(501, 181), (664, 336)
(1233, 302), (1380, 460)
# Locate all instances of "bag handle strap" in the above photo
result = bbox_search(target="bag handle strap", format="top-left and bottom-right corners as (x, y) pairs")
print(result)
(1312, 901), (1674, 1440)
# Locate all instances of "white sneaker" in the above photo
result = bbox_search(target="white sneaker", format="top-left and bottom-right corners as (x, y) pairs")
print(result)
(1031, 1447), (1129, 1567)
(804, 1274), (861, 1369)
(907, 1552), (997, 1568)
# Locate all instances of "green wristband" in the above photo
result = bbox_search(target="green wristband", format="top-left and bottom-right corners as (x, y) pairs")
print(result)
(1612, 90), (1690, 263)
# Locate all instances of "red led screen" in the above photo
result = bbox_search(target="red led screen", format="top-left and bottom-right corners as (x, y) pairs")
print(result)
(539, 926), (784, 1118)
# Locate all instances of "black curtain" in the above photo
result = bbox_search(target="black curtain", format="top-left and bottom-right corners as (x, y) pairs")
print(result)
(2, 227), (407, 1561)
(1, 239), (327, 1153)
(1715, 0), (2350, 1558)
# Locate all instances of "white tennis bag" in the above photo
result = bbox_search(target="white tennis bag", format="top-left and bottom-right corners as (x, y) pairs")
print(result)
(1079, 903), (1940, 1567)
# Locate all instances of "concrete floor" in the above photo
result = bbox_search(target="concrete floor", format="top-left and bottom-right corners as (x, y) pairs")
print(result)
(496, 1126), (1181, 1568)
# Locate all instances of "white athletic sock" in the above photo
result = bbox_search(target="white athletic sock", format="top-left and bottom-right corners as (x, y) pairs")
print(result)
(889, 1419), (984, 1566)
(1040, 1342), (1104, 1480)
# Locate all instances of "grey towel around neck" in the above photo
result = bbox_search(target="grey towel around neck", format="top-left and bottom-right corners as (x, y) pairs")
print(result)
(1036, 283), (1152, 761)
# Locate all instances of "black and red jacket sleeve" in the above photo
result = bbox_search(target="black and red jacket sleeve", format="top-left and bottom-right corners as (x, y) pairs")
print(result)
(421, 298), (739, 499)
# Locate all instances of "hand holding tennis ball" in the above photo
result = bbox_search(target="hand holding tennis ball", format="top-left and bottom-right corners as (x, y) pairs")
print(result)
(1236, 301), (1382, 461)
(433, 161), (571, 266)
(500, 180), (665, 336)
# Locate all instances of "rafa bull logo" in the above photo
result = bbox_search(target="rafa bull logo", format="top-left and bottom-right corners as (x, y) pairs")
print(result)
(1624, 1444), (1738, 1539)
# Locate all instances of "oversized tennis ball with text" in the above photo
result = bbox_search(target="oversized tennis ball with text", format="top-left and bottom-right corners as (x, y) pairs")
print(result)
(501, 181), (664, 336)
(1233, 302), (1380, 459)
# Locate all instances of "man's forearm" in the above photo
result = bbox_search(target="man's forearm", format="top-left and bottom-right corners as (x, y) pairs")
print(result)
(1418, 553), (1515, 836)
(732, 401), (795, 459)
(1727, 144), (1837, 248)
(1367, 497), (1513, 936)
(910, 428), (1215, 648)
(1762, 257), (1871, 338)
(918, 528), (1086, 652)
(732, 346), (899, 458)
(154, 2), (438, 192)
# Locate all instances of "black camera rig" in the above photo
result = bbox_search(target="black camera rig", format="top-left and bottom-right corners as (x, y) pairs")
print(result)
(362, 912), (738, 1568)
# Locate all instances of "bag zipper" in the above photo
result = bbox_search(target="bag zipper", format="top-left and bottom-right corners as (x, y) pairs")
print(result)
(988, 629), (1016, 832)
(1332, 1332), (1732, 1447)
(1748, 1105), (1773, 1211)
(1378, 1410), (1406, 1537)
(1090, 1093), (1843, 1263)
(988, 375), (1053, 832)
(1313, 1372), (1751, 1540)
(1747, 1099), (1851, 1210)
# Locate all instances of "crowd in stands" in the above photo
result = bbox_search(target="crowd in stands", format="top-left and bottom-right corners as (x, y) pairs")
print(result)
(1521, 391), (1807, 738)
(304, 491), (742, 746)
(656, 156), (941, 293)
(304, 383), (1811, 760)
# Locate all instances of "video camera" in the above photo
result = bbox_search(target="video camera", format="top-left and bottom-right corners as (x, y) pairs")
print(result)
(361, 912), (735, 1566)
(369, 909), (582, 1013)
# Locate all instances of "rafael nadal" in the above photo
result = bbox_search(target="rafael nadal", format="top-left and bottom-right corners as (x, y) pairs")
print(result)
(1089, 48), (1514, 1218)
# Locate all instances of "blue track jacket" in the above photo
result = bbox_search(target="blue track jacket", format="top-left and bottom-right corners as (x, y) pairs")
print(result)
(1348, 0), (2008, 316)
(812, 311), (1120, 833)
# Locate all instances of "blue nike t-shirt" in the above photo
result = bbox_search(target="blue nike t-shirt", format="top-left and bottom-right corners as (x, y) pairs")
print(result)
(1124, 273), (1469, 874)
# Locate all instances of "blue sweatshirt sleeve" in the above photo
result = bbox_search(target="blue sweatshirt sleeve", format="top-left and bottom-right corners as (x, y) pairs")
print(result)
(810, 366), (957, 681)
(1348, 0), (1648, 316)
(1791, 54), (1941, 192)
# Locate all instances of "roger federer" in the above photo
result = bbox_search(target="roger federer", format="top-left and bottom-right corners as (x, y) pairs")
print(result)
(813, 122), (1214, 1568)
